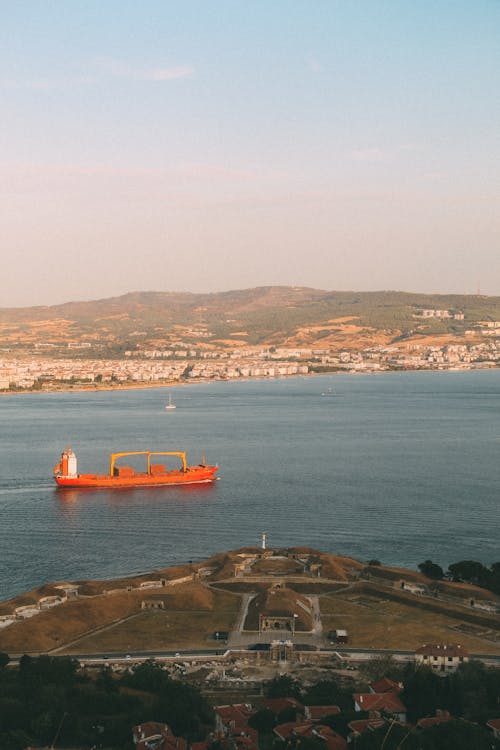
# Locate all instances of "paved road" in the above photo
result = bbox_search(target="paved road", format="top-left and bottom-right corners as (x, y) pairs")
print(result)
(7, 646), (500, 668)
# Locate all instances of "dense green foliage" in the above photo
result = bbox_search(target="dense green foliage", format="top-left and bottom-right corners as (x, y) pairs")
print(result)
(400, 660), (500, 725)
(259, 662), (500, 748)
(122, 659), (214, 740)
(0, 656), (213, 750)
(448, 560), (500, 594)
(356, 719), (500, 750)
(302, 679), (354, 712)
(0, 653), (499, 749)
(265, 674), (303, 700)
(418, 558), (500, 594)
(418, 560), (444, 579)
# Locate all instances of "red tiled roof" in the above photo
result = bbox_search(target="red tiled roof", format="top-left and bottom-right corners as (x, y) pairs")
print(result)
(216, 703), (254, 718)
(311, 724), (347, 750)
(215, 704), (254, 726)
(417, 713), (452, 729)
(215, 704), (258, 745)
(273, 721), (346, 749)
(133, 722), (170, 741)
(487, 718), (500, 731)
(348, 718), (387, 736)
(274, 721), (311, 740)
(370, 677), (403, 694)
(415, 643), (469, 657)
(354, 692), (406, 715)
(132, 721), (188, 750)
(191, 742), (210, 750)
(264, 697), (304, 715)
(306, 705), (341, 721)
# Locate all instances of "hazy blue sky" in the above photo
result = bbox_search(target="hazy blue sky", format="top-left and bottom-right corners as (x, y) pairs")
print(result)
(1, 1), (499, 306)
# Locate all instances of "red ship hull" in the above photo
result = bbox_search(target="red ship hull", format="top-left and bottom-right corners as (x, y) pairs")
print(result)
(54, 447), (218, 489)
(54, 465), (218, 488)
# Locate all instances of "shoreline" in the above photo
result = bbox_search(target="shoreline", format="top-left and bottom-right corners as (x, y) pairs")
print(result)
(1, 363), (499, 397)
(0, 363), (500, 397)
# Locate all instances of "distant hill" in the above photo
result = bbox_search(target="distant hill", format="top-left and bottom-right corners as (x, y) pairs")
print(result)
(1, 286), (500, 354)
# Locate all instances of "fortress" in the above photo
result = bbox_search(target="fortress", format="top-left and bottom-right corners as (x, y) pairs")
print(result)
(0, 543), (499, 662)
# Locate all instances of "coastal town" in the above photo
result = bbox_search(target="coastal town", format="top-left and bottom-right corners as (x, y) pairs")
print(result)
(2, 292), (500, 391)
(1, 336), (499, 391)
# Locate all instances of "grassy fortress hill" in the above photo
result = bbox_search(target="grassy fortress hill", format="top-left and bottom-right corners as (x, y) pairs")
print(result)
(1, 546), (499, 660)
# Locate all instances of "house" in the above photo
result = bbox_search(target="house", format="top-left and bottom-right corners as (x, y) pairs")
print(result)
(263, 696), (305, 718)
(353, 692), (407, 723)
(214, 704), (258, 750)
(329, 629), (348, 644)
(415, 644), (469, 672)
(214, 705), (257, 744)
(370, 677), (403, 694)
(305, 705), (341, 722)
(132, 722), (187, 750)
(273, 721), (347, 750)
(417, 710), (452, 729)
(348, 714), (387, 739)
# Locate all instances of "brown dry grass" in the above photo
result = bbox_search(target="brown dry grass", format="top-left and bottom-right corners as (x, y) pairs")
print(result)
(320, 554), (363, 580)
(363, 566), (500, 603)
(320, 593), (500, 654)
(0, 591), (140, 653)
(0, 583), (239, 654)
(76, 564), (193, 596)
(60, 589), (240, 653)
(252, 558), (303, 575)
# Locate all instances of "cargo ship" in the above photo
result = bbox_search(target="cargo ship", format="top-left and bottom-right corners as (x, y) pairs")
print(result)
(53, 446), (218, 488)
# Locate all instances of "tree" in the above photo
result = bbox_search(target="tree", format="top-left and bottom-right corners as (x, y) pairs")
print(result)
(419, 719), (500, 750)
(248, 708), (276, 734)
(96, 665), (118, 693)
(448, 660), (500, 723)
(123, 658), (166, 692)
(303, 679), (354, 711)
(359, 654), (401, 683)
(0, 652), (10, 670)
(418, 560), (444, 580)
(266, 674), (302, 700)
(323, 709), (368, 739)
(402, 665), (447, 722)
(447, 560), (488, 586)
(357, 722), (419, 750)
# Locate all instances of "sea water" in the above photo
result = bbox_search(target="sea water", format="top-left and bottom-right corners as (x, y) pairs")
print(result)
(0, 370), (499, 600)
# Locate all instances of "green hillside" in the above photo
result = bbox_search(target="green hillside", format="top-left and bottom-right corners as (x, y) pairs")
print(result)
(0, 287), (499, 353)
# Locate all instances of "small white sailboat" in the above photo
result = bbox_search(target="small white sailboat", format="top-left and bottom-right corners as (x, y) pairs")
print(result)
(165, 393), (176, 410)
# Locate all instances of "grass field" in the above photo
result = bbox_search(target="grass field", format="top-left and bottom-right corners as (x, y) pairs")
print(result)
(59, 589), (241, 653)
(320, 592), (500, 654)
(0, 584), (241, 655)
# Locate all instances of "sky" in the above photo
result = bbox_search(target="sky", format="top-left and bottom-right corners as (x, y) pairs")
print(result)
(1, 1), (499, 307)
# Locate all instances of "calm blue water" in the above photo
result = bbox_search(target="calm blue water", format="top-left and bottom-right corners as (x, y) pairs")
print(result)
(0, 370), (499, 601)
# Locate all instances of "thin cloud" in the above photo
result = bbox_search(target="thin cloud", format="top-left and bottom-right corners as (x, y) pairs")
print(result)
(93, 57), (194, 82)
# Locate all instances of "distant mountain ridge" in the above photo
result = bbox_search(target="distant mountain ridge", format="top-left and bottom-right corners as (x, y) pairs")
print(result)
(1, 286), (499, 353)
